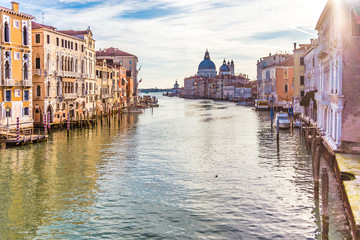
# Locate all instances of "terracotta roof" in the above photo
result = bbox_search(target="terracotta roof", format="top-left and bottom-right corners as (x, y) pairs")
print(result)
(0, 6), (34, 19)
(265, 58), (294, 68)
(96, 47), (136, 57)
(31, 22), (56, 30)
(58, 30), (91, 36)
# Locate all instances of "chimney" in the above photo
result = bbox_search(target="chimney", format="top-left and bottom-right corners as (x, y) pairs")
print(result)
(11, 2), (19, 12)
(293, 42), (297, 50)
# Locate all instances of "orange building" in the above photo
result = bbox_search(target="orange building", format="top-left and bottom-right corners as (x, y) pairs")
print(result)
(262, 58), (294, 108)
(0, 2), (34, 130)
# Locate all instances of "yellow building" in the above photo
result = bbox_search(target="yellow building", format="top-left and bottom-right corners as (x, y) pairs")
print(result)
(0, 2), (34, 130)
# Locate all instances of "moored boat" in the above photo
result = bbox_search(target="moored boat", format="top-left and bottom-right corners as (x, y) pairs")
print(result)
(254, 99), (269, 111)
(273, 112), (291, 129)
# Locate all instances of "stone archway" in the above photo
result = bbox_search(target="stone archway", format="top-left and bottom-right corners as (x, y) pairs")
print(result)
(34, 106), (41, 123)
(47, 105), (53, 123)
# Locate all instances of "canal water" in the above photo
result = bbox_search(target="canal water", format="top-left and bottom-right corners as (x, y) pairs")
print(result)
(0, 94), (348, 239)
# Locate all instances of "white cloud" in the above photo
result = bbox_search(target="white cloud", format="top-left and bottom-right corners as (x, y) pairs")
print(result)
(0, 0), (328, 88)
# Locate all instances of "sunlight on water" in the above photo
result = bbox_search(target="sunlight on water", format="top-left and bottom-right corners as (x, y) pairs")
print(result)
(0, 94), (348, 239)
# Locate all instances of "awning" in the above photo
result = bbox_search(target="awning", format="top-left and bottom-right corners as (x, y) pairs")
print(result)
(300, 90), (316, 107)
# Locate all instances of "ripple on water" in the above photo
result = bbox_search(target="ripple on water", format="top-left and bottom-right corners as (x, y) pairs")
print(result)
(0, 95), (347, 239)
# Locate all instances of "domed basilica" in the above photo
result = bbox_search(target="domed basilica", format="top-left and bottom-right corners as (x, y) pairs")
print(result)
(197, 50), (234, 77)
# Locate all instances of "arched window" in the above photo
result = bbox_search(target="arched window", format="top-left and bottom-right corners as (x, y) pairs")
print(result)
(56, 56), (59, 71)
(62, 56), (64, 71)
(57, 81), (60, 96)
(23, 26), (28, 45)
(23, 62), (28, 80)
(47, 82), (51, 97)
(36, 85), (41, 97)
(47, 53), (50, 72)
(4, 22), (10, 43)
(75, 59), (78, 72)
(75, 83), (78, 94)
(81, 60), (84, 73)
(5, 61), (10, 79)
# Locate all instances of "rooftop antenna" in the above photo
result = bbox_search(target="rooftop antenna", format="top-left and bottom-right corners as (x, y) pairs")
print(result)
(42, 12), (44, 24)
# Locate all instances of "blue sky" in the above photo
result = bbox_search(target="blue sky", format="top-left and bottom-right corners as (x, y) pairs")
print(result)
(1, 0), (328, 88)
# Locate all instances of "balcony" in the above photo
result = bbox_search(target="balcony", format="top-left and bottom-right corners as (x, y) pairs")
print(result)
(4, 79), (15, 86)
(33, 69), (41, 76)
(23, 80), (32, 87)
(63, 93), (77, 99)
(102, 94), (111, 99)
(64, 71), (76, 78)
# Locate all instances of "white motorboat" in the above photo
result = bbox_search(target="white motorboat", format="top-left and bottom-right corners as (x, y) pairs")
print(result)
(274, 112), (291, 129)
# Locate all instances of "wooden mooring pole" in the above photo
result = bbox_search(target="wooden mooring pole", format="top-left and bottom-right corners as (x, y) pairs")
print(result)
(321, 168), (329, 240)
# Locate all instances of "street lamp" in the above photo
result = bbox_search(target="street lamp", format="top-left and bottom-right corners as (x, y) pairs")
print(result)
(5, 106), (10, 130)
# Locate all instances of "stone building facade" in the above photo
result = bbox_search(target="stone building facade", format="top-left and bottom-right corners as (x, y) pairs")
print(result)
(0, 2), (33, 130)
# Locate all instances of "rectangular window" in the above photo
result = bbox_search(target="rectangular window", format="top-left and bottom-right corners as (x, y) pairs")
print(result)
(14, 52), (20, 60)
(24, 107), (29, 116)
(13, 20), (19, 28)
(35, 34), (41, 43)
(129, 60), (132, 64)
(62, 39), (64, 47)
(265, 70), (270, 79)
(24, 90), (29, 101)
(5, 90), (11, 102)
(65, 40), (67, 48)
(284, 83), (288, 93)
(300, 57), (304, 65)
(81, 45), (84, 52)
(300, 90), (305, 97)
(36, 57), (41, 69)
(300, 76), (305, 85)
(71, 42), (73, 50)
(15, 89), (21, 98)
(57, 37), (59, 46)
(284, 69), (288, 79)
(75, 43), (78, 51)
(47, 35), (50, 44)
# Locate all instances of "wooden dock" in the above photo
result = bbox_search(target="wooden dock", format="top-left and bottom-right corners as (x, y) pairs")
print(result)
(0, 131), (48, 147)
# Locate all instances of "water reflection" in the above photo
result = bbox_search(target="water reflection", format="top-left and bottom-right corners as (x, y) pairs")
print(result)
(0, 95), (344, 239)
(0, 114), (138, 239)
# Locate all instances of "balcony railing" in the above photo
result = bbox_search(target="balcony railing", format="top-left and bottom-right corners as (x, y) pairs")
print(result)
(64, 71), (76, 78)
(23, 80), (32, 87)
(102, 94), (111, 99)
(33, 69), (41, 76)
(4, 79), (15, 86)
(63, 93), (77, 99)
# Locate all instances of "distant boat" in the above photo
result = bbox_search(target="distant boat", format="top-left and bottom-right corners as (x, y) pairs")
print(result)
(126, 109), (143, 114)
(273, 112), (291, 129)
(236, 102), (247, 106)
(254, 99), (269, 111)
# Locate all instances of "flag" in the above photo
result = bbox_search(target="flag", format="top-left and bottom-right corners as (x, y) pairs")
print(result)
(139, 78), (142, 83)
(353, 5), (360, 24)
